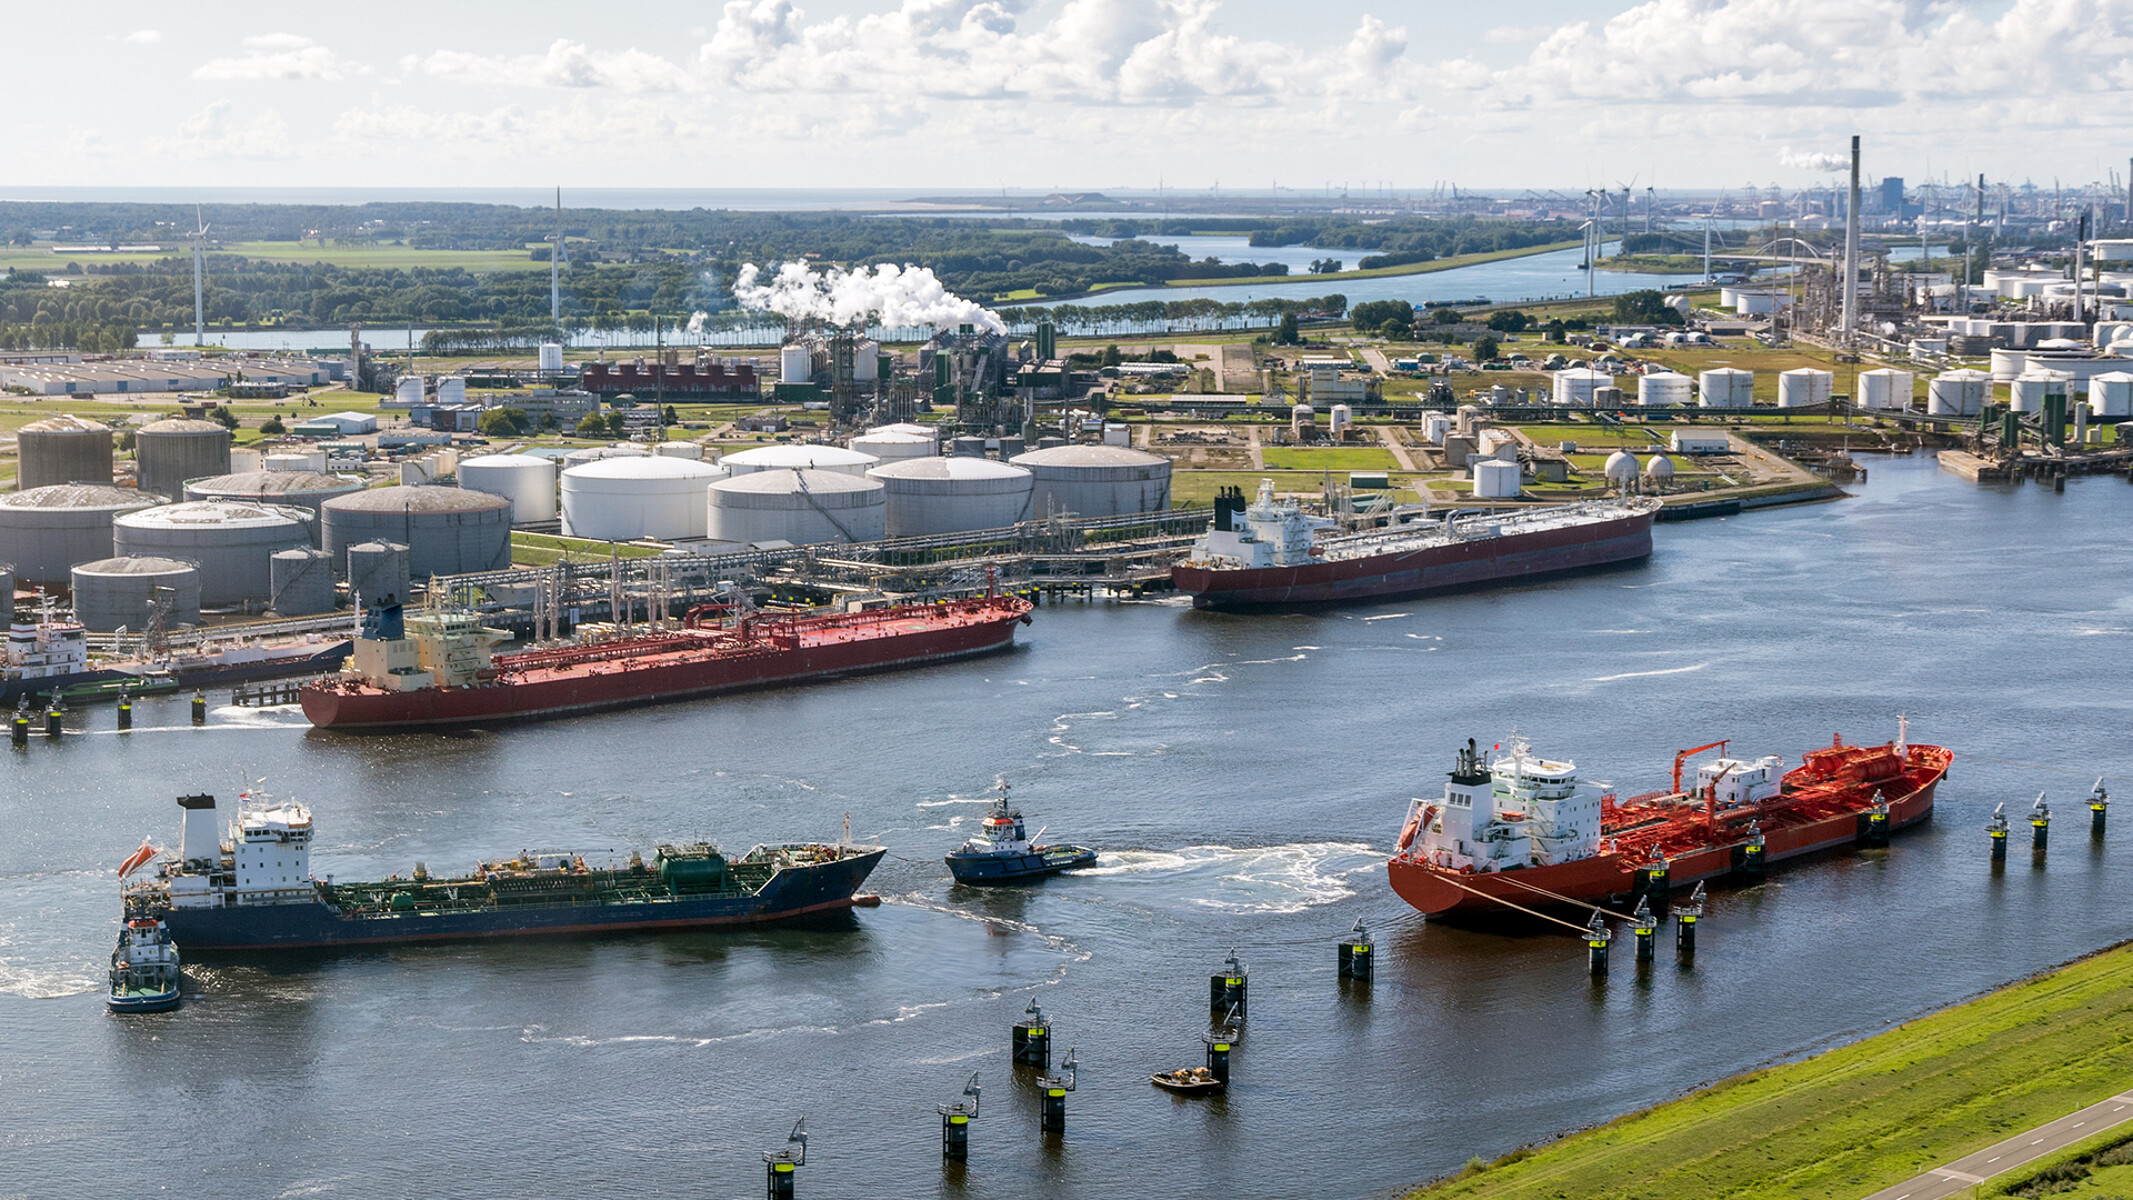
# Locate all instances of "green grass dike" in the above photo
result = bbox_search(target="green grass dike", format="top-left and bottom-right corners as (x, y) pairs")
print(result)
(1408, 939), (2133, 1200)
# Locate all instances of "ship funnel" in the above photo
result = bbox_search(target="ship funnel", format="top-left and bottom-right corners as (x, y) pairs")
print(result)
(177, 793), (218, 865)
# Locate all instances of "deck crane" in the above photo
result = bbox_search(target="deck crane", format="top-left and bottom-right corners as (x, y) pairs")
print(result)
(1673, 741), (1731, 795)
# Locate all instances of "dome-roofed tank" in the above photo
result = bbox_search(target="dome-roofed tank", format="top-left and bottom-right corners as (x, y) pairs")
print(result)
(1777, 368), (1834, 408)
(1472, 459), (1521, 499)
(1644, 453), (1676, 480)
(135, 418), (233, 502)
(70, 556), (200, 632)
(1858, 368), (1915, 411)
(706, 469), (885, 546)
(560, 456), (726, 542)
(867, 456), (1034, 536)
(18, 414), (115, 490)
(1927, 368), (1991, 416)
(1552, 368), (1612, 406)
(2088, 371), (2133, 418)
(346, 541), (410, 609)
(867, 422), (938, 440)
(1698, 367), (1755, 409)
(112, 500), (313, 606)
(1007, 444), (1171, 519)
(184, 470), (365, 514)
(0, 484), (161, 583)
(718, 444), (879, 478)
(269, 548), (334, 615)
(457, 454), (560, 525)
(1603, 450), (1640, 486)
(2010, 368), (2073, 414)
(1637, 372), (1692, 407)
(320, 485), (512, 580)
(849, 431), (938, 465)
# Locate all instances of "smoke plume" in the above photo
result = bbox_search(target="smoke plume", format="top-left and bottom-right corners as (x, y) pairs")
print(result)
(1778, 147), (1846, 173)
(733, 261), (1005, 333)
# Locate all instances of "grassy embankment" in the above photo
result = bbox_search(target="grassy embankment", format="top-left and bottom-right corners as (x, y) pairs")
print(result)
(1409, 939), (2133, 1200)
(508, 532), (665, 567)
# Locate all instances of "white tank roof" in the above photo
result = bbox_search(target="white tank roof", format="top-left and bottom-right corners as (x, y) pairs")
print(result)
(1935, 368), (1992, 381)
(719, 445), (880, 471)
(851, 432), (936, 448)
(115, 500), (309, 530)
(562, 456), (724, 482)
(0, 484), (157, 511)
(20, 414), (111, 433)
(459, 453), (556, 469)
(868, 457), (1031, 482)
(1009, 445), (1166, 469)
(867, 423), (938, 439)
(710, 468), (881, 497)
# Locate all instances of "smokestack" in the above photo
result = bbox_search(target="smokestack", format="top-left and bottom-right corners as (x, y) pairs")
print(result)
(1978, 173), (1986, 225)
(2125, 158), (2130, 226)
(1842, 135), (1861, 344)
(2076, 210), (2090, 326)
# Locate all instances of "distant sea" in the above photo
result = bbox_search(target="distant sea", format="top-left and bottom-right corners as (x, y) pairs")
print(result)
(0, 186), (1321, 215)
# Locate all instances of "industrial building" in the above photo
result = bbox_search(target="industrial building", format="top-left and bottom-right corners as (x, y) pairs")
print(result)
(578, 354), (759, 398)
(0, 359), (331, 396)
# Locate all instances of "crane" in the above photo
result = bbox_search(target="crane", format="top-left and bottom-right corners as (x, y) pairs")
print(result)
(1673, 740), (1730, 795)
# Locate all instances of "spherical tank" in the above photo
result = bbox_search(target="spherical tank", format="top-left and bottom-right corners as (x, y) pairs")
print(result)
(1471, 460), (1521, 499)
(1927, 369), (1991, 416)
(706, 469), (885, 546)
(1644, 454), (1676, 480)
(1858, 368), (1915, 411)
(0, 484), (161, 583)
(718, 445), (879, 478)
(1603, 450), (1639, 485)
(345, 541), (410, 608)
(269, 549), (335, 615)
(17, 415), (115, 490)
(184, 470), (365, 518)
(320, 485), (512, 579)
(1698, 368), (1755, 409)
(458, 454), (561, 525)
(135, 419), (233, 502)
(1007, 445), (1172, 519)
(113, 501), (312, 606)
(2088, 371), (2133, 417)
(1552, 368), (1610, 406)
(867, 457), (1034, 536)
(1638, 372), (1692, 407)
(850, 432), (937, 464)
(1776, 369), (1833, 408)
(560, 457), (726, 542)
(70, 556), (200, 633)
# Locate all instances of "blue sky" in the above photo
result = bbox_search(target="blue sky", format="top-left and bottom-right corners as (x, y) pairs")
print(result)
(11, 0), (2122, 193)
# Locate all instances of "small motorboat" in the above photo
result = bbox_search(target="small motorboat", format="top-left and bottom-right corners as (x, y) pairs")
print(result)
(107, 917), (182, 1014)
(945, 785), (1097, 886)
(1150, 1067), (1224, 1095)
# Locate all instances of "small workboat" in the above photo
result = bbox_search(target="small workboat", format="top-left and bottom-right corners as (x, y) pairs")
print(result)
(1150, 1067), (1224, 1095)
(107, 917), (182, 1014)
(944, 786), (1096, 886)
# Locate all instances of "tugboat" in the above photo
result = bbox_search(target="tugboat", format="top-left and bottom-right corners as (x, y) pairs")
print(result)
(944, 786), (1096, 885)
(110, 841), (182, 1013)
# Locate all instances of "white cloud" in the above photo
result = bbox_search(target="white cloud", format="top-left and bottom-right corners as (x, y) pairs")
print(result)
(410, 38), (692, 92)
(194, 35), (353, 81)
(160, 100), (293, 159)
(121, 29), (161, 44)
(1779, 146), (1847, 172)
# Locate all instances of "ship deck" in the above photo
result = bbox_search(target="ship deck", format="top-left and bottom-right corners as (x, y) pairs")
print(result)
(1314, 499), (1659, 565)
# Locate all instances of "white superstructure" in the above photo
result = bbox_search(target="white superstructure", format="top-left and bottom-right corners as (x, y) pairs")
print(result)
(1403, 738), (1603, 874)
(163, 790), (316, 910)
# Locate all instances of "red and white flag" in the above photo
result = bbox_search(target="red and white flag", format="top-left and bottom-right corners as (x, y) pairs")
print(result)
(118, 840), (157, 878)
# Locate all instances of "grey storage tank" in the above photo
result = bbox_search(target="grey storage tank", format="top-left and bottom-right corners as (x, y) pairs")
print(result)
(17, 415), (115, 490)
(71, 556), (200, 633)
(135, 418), (233, 502)
(346, 541), (411, 608)
(183, 470), (366, 516)
(0, 485), (162, 583)
(1008, 445), (1172, 519)
(269, 548), (335, 616)
(113, 500), (312, 606)
(320, 485), (512, 579)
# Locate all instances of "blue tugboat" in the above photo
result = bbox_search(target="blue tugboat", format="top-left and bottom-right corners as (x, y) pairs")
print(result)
(944, 786), (1097, 886)
(107, 918), (182, 1014)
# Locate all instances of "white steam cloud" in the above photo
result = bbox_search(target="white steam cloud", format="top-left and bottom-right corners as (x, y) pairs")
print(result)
(1779, 147), (1847, 173)
(733, 262), (1005, 334)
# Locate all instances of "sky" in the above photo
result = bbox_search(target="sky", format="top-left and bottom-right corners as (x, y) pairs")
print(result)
(12, 0), (2133, 196)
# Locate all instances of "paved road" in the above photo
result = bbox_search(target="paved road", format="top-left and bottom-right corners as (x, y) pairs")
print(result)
(1861, 1089), (2133, 1200)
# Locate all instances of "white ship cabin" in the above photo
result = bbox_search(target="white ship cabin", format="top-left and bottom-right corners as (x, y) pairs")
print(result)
(1695, 755), (1785, 807)
(1187, 479), (1325, 569)
(345, 604), (505, 692)
(164, 791), (315, 908)
(1408, 738), (1602, 873)
(5, 615), (89, 680)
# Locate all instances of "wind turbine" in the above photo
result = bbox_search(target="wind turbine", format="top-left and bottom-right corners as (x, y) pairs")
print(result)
(189, 205), (210, 347)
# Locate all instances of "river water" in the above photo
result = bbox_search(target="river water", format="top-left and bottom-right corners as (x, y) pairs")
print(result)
(6, 455), (2131, 1199)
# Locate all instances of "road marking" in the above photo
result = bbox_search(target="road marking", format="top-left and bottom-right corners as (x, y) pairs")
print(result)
(1986, 1156), (2000, 1163)
(2075, 1121), (2086, 1128)
(2034, 1139), (2045, 1144)
(1932, 1168), (1987, 1184)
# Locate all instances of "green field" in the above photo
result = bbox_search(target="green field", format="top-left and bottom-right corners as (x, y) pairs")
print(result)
(0, 241), (544, 274)
(508, 531), (666, 567)
(1259, 447), (1399, 471)
(1410, 939), (2133, 1200)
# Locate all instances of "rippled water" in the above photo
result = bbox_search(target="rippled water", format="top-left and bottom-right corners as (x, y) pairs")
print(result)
(6, 456), (2131, 1198)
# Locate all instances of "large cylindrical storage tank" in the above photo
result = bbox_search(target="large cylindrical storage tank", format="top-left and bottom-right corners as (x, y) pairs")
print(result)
(2088, 371), (2133, 417)
(538, 343), (565, 372)
(345, 541), (410, 608)
(395, 377), (425, 405)
(436, 377), (467, 405)
(707, 470), (885, 546)
(1637, 372), (1692, 407)
(1777, 368), (1833, 408)
(1927, 369), (1990, 416)
(135, 419), (233, 502)
(718, 445), (879, 478)
(1552, 368), (1610, 406)
(457, 454), (560, 525)
(868, 422), (938, 442)
(1008, 445), (1172, 519)
(70, 556), (199, 632)
(264, 449), (328, 473)
(850, 431), (937, 465)
(655, 441), (706, 461)
(951, 436), (988, 458)
(0, 485), (161, 583)
(562, 445), (650, 469)
(229, 448), (263, 474)
(320, 485), (512, 579)
(779, 344), (811, 384)
(1698, 368), (1755, 409)
(183, 470), (365, 518)
(112, 501), (312, 606)
(17, 415), (115, 490)
(1857, 368), (1914, 411)
(269, 548), (334, 615)
(868, 457), (1034, 536)
(560, 457), (726, 542)
(2010, 369), (2072, 413)
(1472, 459), (1521, 499)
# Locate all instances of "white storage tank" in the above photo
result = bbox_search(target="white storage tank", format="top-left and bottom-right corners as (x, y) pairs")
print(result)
(538, 343), (565, 372)
(2010, 369), (2073, 413)
(868, 457), (1035, 537)
(1553, 368), (1611, 406)
(1926, 369), (1991, 416)
(1858, 368), (1915, 411)
(1698, 368), (1755, 409)
(718, 444), (879, 478)
(457, 454), (561, 525)
(1009, 444), (1171, 519)
(17, 415), (115, 490)
(1471, 459), (1521, 499)
(269, 548), (335, 616)
(0, 484), (161, 583)
(1777, 368), (1833, 408)
(779, 344), (812, 384)
(184, 470), (364, 516)
(1603, 450), (1639, 487)
(560, 456), (726, 542)
(320, 485), (512, 579)
(135, 418), (233, 502)
(436, 377), (468, 405)
(655, 441), (706, 461)
(1420, 414), (1452, 444)
(706, 469), (885, 546)
(345, 541), (411, 609)
(395, 376), (425, 406)
(868, 422), (938, 441)
(112, 501), (313, 607)
(1330, 404), (1352, 435)
(2088, 371), (2133, 417)
(264, 449), (328, 473)
(229, 447), (263, 474)
(71, 556), (200, 633)
(1638, 372), (1692, 407)
(850, 431), (937, 464)
(562, 444), (650, 469)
